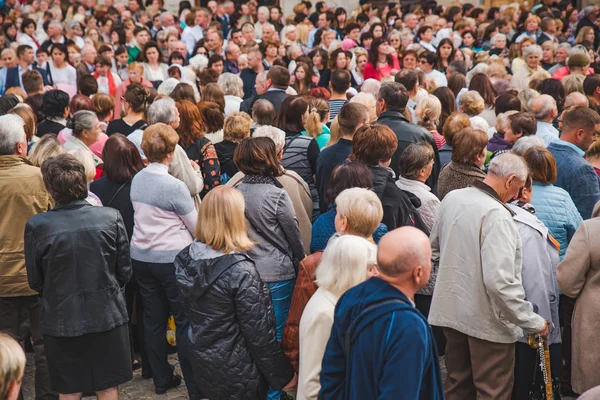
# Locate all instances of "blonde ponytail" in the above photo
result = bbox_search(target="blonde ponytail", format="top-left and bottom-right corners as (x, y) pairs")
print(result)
(304, 98), (330, 138)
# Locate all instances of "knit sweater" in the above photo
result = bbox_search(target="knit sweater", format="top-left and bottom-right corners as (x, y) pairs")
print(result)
(130, 163), (197, 263)
(548, 141), (600, 220)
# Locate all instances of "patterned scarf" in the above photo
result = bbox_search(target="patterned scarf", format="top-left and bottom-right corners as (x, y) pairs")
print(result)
(243, 174), (282, 188)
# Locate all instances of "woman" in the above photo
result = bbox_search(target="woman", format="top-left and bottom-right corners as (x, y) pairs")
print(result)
(575, 26), (595, 46)
(415, 95), (445, 150)
(308, 48), (330, 88)
(197, 101), (225, 144)
(432, 87), (456, 133)
(113, 63), (154, 119)
(63, 110), (104, 171)
(325, 48), (352, 87)
(129, 123), (200, 397)
(557, 203), (600, 395)
(89, 134), (149, 376)
(351, 49), (368, 87)
(437, 127), (487, 200)
(511, 36), (536, 73)
(0, 333), (26, 400)
(489, 33), (507, 56)
(262, 40), (280, 69)
(396, 142), (440, 233)
(142, 42), (169, 89)
(302, 98), (330, 149)
(291, 62), (314, 96)
(174, 186), (295, 399)
(18, 18), (41, 53)
(511, 44), (548, 91)
(107, 83), (149, 137)
(9, 105), (38, 152)
(369, 22), (386, 40)
(363, 38), (400, 81)
(541, 40), (556, 71)
(417, 25), (436, 53)
(515, 15), (541, 43)
(460, 31), (482, 53)
(37, 90), (70, 137)
(234, 137), (305, 397)
(175, 100), (221, 194)
(523, 146), (582, 260)
(24, 153), (132, 398)
(401, 49), (418, 70)
(436, 38), (455, 73)
(469, 73), (497, 127)
(297, 235), (377, 400)
(214, 112), (251, 184)
(277, 96), (320, 218)
(47, 44), (77, 89)
(217, 73), (244, 116)
(28, 134), (64, 168)
(201, 83), (226, 113)
(92, 94), (115, 134)
(333, 7), (347, 38)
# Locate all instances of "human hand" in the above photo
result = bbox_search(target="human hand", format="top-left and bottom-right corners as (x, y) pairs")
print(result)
(537, 321), (550, 337)
(283, 373), (298, 390)
(190, 159), (200, 172)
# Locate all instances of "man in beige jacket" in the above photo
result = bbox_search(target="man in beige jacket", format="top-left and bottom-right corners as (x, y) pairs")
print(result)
(429, 153), (548, 400)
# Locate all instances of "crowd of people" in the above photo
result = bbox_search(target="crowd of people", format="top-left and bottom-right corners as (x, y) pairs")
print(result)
(4, 0), (600, 399)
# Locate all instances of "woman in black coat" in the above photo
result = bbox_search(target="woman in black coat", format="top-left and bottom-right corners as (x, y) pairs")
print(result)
(174, 186), (295, 400)
(24, 153), (132, 397)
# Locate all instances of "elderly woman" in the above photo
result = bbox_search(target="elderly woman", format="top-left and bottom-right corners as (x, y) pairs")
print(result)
(297, 235), (377, 400)
(217, 73), (244, 116)
(25, 153), (132, 399)
(214, 112), (252, 184)
(63, 110), (103, 169)
(511, 45), (547, 91)
(396, 142), (440, 232)
(458, 90), (485, 118)
(129, 123), (201, 397)
(437, 127), (488, 200)
(174, 186), (295, 400)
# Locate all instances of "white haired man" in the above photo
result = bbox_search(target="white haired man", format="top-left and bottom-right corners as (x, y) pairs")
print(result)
(531, 94), (559, 145)
(429, 153), (549, 400)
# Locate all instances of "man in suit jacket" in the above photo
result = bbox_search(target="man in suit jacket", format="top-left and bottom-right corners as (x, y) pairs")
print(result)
(76, 45), (97, 83)
(536, 17), (559, 45)
(251, 66), (290, 115)
(5, 45), (50, 90)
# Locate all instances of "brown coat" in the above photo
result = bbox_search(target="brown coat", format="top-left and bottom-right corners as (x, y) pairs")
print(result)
(557, 205), (600, 394)
(280, 251), (323, 372)
(437, 161), (486, 201)
(0, 156), (53, 297)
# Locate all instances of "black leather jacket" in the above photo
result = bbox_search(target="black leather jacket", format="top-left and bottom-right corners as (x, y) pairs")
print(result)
(24, 200), (132, 337)
(175, 244), (294, 400)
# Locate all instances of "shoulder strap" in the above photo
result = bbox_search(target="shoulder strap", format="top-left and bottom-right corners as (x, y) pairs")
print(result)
(105, 182), (128, 207)
(244, 210), (296, 273)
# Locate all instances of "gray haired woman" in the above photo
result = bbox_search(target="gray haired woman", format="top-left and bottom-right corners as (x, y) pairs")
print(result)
(511, 45), (548, 91)
(63, 110), (103, 166)
(218, 73), (244, 116)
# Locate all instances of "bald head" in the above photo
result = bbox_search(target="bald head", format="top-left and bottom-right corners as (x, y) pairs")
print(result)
(377, 227), (431, 277)
(565, 92), (589, 109)
(530, 94), (557, 123)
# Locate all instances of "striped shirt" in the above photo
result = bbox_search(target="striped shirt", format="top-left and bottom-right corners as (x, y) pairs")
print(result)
(328, 99), (347, 122)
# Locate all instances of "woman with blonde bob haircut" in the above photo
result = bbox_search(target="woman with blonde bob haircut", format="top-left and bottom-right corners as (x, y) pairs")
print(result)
(175, 186), (296, 399)
(297, 235), (377, 400)
(28, 134), (65, 167)
(0, 333), (26, 400)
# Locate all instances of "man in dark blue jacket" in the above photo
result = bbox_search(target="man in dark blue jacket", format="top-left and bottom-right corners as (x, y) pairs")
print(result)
(4, 45), (50, 90)
(319, 227), (444, 400)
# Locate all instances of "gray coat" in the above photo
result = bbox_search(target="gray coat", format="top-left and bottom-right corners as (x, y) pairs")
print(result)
(237, 182), (305, 283)
(509, 204), (561, 345)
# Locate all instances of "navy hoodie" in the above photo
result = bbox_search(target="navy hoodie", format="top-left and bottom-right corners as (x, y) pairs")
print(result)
(318, 277), (444, 400)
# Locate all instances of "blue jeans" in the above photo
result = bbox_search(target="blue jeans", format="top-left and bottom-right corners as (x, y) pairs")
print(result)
(266, 279), (296, 399)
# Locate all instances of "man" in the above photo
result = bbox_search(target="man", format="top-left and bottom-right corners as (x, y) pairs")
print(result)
(181, 8), (206, 56)
(205, 30), (224, 57)
(445, 60), (466, 81)
(537, 17), (558, 45)
(65, 20), (85, 50)
(395, 70), (419, 122)
(316, 103), (369, 213)
(251, 66), (289, 114)
(583, 74), (600, 113)
(173, 41), (188, 58)
(76, 44), (97, 82)
(376, 82), (441, 191)
(403, 13), (419, 35)
(128, 26), (150, 63)
(548, 43), (571, 75)
(344, 23), (360, 45)
(0, 114), (55, 400)
(307, 11), (337, 48)
(224, 42), (241, 74)
(319, 227), (444, 399)
(254, 6), (270, 40)
(159, 11), (175, 32)
(0, 48), (17, 95)
(22, 69), (44, 97)
(418, 52), (447, 87)
(328, 70), (351, 122)
(40, 20), (75, 52)
(429, 153), (549, 400)
(309, 1), (328, 27)
(240, 71), (268, 113)
(531, 95), (559, 145)
(5, 45), (50, 90)
(241, 49), (264, 100)
(261, 23), (276, 42)
(230, 27), (244, 46)
(548, 106), (600, 219)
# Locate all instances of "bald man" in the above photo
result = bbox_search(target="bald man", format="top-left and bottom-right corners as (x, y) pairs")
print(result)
(319, 227), (444, 400)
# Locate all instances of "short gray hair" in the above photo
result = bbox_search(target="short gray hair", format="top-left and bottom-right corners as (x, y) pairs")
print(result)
(523, 44), (542, 59)
(361, 79), (381, 98)
(511, 136), (546, 156)
(253, 126), (286, 154)
(531, 94), (556, 120)
(217, 73), (244, 97)
(488, 153), (529, 181)
(147, 98), (177, 125)
(0, 114), (26, 156)
(490, 33), (506, 46)
(557, 42), (572, 53)
(71, 110), (98, 137)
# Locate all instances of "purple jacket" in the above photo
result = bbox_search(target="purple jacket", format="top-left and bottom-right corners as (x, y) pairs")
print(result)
(487, 131), (511, 153)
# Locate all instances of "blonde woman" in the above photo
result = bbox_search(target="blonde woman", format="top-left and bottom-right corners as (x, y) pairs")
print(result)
(459, 90), (485, 118)
(575, 26), (596, 46)
(68, 148), (103, 206)
(511, 45), (545, 91)
(511, 36), (536, 73)
(302, 98), (330, 149)
(214, 112), (252, 182)
(28, 134), (65, 167)
(349, 92), (377, 122)
(217, 73), (244, 116)
(541, 40), (556, 70)
(174, 186), (296, 399)
(416, 94), (445, 149)
(297, 234), (377, 400)
(0, 333), (26, 400)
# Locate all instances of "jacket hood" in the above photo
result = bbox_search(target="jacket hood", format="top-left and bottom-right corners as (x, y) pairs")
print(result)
(370, 165), (422, 208)
(175, 242), (251, 301)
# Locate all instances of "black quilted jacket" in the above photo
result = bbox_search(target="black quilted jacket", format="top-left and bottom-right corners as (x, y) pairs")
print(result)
(174, 245), (294, 400)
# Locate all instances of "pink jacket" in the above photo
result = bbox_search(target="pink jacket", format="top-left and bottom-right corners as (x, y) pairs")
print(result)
(113, 78), (154, 120)
(58, 128), (108, 160)
(552, 66), (594, 81)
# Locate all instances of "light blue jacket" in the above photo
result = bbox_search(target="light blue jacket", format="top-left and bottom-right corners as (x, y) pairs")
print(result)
(530, 181), (583, 260)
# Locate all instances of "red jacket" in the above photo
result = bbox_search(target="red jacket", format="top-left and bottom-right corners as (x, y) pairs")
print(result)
(363, 55), (400, 81)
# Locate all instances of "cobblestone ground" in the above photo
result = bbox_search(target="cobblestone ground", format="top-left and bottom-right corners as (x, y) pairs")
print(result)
(22, 354), (576, 399)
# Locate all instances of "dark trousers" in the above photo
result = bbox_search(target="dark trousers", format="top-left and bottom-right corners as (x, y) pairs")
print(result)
(133, 260), (202, 399)
(0, 296), (57, 400)
(125, 277), (150, 372)
(513, 342), (562, 400)
(415, 294), (447, 356)
(444, 327), (515, 400)
(560, 294), (576, 389)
